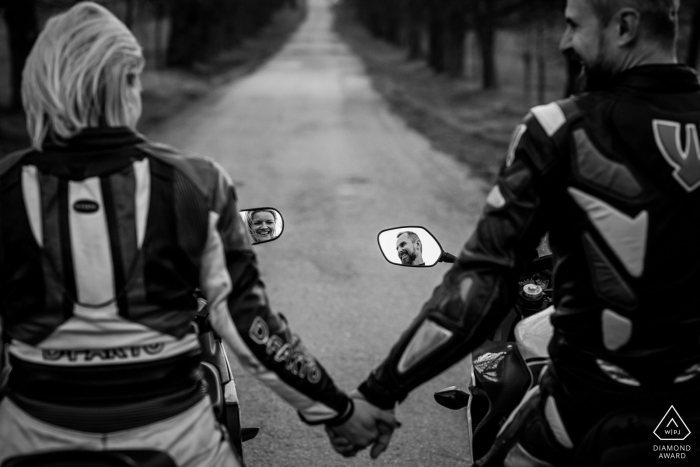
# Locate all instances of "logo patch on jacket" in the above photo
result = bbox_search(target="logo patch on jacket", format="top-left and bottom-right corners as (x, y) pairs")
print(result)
(73, 199), (100, 213)
(653, 120), (700, 192)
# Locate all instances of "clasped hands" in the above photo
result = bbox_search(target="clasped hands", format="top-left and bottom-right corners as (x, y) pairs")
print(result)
(325, 390), (400, 459)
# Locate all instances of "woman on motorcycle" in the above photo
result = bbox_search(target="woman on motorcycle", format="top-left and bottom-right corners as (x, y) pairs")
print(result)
(0, 2), (393, 465)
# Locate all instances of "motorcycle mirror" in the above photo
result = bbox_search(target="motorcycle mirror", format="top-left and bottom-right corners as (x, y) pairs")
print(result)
(239, 208), (284, 245)
(434, 386), (470, 410)
(377, 226), (454, 267)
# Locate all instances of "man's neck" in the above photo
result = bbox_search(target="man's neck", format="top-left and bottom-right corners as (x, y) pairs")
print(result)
(617, 46), (677, 73)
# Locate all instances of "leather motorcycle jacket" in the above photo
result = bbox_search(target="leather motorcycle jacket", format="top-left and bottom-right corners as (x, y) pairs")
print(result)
(359, 65), (700, 409)
(0, 128), (351, 430)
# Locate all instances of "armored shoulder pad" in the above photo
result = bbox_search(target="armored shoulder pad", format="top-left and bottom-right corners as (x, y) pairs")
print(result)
(529, 98), (581, 138)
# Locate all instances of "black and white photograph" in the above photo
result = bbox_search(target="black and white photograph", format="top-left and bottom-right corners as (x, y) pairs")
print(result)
(0, 0), (699, 466)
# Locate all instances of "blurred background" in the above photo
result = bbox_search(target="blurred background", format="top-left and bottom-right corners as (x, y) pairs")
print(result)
(344, 0), (700, 98)
(2, 0), (697, 174)
(0, 0), (303, 156)
(0, 2), (698, 465)
(333, 0), (700, 181)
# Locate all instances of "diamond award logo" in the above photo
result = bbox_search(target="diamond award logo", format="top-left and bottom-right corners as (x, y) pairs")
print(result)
(654, 406), (691, 441)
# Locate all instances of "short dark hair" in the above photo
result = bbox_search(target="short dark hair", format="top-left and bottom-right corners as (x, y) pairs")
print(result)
(586, 0), (679, 45)
(397, 231), (420, 244)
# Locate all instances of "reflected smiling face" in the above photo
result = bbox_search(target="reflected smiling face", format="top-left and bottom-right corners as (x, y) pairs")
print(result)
(396, 232), (423, 266)
(252, 211), (276, 241)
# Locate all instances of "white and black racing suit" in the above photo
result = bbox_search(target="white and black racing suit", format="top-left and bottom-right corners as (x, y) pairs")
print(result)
(0, 128), (352, 465)
(358, 65), (700, 465)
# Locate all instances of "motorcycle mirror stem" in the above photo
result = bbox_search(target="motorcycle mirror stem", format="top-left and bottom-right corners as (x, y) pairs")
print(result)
(438, 251), (456, 264)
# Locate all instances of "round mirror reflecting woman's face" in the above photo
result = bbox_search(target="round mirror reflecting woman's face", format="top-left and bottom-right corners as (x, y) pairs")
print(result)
(240, 208), (284, 245)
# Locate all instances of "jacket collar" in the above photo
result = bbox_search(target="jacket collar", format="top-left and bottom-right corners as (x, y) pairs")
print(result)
(612, 64), (700, 94)
(26, 127), (147, 180)
(41, 127), (145, 153)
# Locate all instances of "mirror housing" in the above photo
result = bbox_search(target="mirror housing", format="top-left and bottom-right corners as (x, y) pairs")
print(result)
(434, 386), (470, 410)
(239, 208), (284, 245)
(377, 226), (451, 267)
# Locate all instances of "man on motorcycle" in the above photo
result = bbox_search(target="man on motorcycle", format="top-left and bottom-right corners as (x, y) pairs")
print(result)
(0, 3), (396, 465)
(334, 0), (700, 464)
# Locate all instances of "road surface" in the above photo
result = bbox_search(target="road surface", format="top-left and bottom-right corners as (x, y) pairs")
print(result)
(149, 1), (491, 465)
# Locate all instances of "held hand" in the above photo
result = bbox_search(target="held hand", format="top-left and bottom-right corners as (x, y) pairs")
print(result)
(325, 390), (399, 459)
(370, 418), (396, 459)
(351, 390), (399, 459)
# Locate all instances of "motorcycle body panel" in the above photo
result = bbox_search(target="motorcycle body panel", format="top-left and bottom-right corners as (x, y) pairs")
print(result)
(514, 306), (554, 363)
(469, 340), (532, 460)
(463, 307), (555, 461)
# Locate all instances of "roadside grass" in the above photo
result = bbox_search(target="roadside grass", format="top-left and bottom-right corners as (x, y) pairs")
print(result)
(0, 4), (307, 157)
(332, 4), (569, 185)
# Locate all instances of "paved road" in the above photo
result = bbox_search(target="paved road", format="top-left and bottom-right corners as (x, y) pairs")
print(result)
(149, 1), (490, 465)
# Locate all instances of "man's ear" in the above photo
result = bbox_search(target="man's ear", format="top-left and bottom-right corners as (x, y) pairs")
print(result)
(615, 7), (641, 46)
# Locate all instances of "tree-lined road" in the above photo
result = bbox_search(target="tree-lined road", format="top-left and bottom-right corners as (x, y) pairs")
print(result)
(150, 1), (489, 465)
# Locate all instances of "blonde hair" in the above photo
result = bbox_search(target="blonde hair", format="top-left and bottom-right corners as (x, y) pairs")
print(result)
(22, 2), (144, 150)
(246, 209), (278, 243)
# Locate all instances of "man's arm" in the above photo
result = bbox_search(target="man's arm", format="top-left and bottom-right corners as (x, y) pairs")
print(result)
(358, 106), (567, 410)
(199, 162), (352, 425)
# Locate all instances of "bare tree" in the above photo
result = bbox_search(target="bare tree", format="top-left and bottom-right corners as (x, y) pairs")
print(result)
(443, 0), (468, 78)
(403, 0), (424, 60)
(425, 0), (445, 73)
(124, 0), (136, 29)
(2, 0), (39, 110)
(166, 0), (285, 69)
(474, 0), (497, 88)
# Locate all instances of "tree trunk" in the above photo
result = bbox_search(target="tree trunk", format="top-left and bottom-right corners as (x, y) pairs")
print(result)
(536, 27), (546, 103)
(405, 22), (422, 60)
(523, 49), (532, 103)
(686, 1), (700, 69)
(153, 1), (166, 69)
(3, 0), (38, 110)
(368, 3), (383, 38)
(444, 5), (467, 78)
(124, 0), (136, 30)
(385, 0), (402, 46)
(475, 0), (496, 89)
(427, 10), (444, 73)
(165, 0), (201, 68)
(404, 0), (423, 60)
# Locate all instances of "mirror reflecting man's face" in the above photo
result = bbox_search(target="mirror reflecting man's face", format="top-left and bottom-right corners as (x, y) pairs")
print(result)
(252, 211), (276, 242)
(396, 232), (423, 265)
